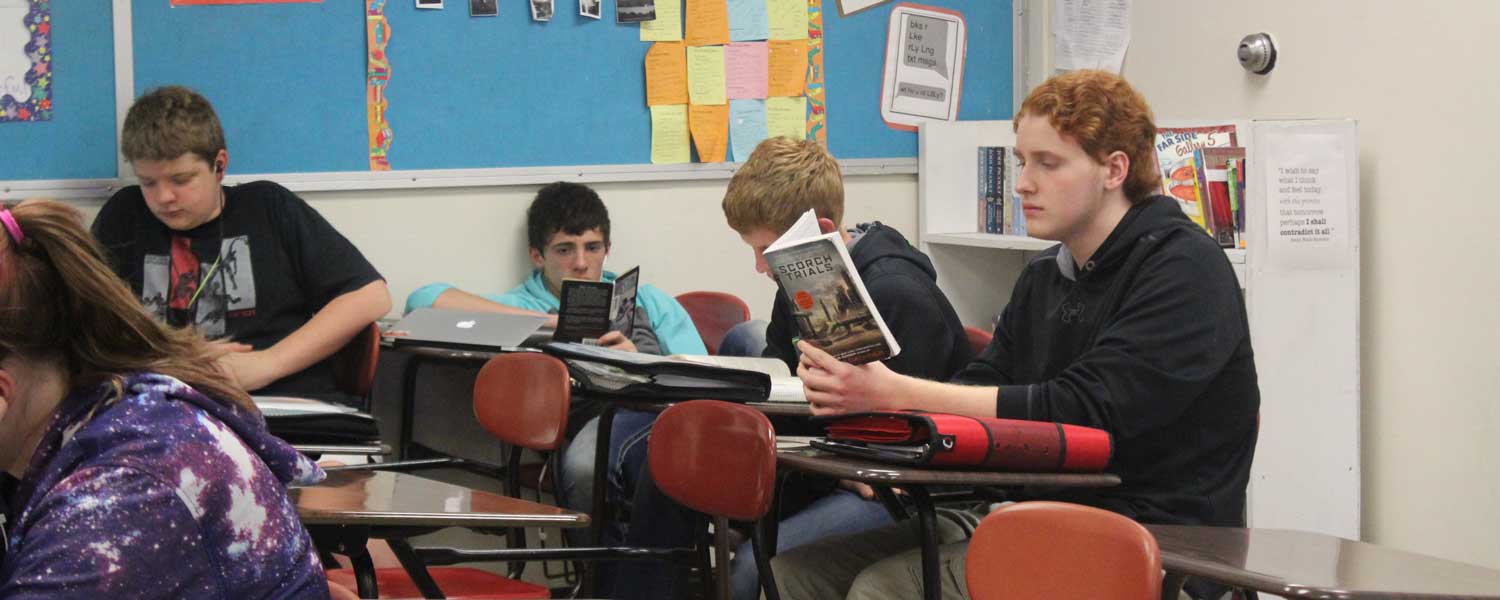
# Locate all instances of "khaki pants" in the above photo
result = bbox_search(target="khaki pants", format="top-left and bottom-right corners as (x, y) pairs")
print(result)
(770, 509), (978, 600)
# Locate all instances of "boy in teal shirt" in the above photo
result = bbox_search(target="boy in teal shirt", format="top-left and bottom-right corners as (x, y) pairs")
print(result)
(405, 181), (705, 516)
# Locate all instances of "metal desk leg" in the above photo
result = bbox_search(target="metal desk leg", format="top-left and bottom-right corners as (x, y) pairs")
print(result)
(910, 487), (941, 600)
(388, 538), (447, 599)
(398, 354), (426, 460)
(582, 403), (618, 597)
(1161, 571), (1187, 600)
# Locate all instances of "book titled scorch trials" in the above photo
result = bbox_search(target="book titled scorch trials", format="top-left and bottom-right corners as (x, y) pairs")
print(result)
(762, 209), (900, 365)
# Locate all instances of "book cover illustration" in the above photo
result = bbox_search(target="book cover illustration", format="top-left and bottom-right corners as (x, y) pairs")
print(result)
(767, 238), (893, 364)
(1154, 124), (1238, 233)
(555, 266), (639, 343)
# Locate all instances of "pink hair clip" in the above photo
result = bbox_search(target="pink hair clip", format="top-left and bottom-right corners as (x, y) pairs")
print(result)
(0, 209), (24, 245)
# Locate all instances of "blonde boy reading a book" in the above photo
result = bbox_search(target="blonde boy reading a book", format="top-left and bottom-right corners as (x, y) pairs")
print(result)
(614, 137), (973, 600)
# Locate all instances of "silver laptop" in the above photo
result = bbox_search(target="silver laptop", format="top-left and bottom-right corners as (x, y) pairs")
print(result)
(384, 308), (549, 351)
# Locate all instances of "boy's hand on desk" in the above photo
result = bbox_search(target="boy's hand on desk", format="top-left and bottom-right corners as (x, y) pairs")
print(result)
(598, 331), (636, 353)
(217, 350), (281, 392)
(796, 340), (896, 416)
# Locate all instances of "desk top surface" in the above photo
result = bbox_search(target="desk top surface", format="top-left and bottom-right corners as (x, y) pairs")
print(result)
(1146, 525), (1500, 599)
(292, 470), (588, 529)
(775, 447), (1122, 488)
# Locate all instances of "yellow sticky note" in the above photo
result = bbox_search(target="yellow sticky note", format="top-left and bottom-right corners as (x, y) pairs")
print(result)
(689, 103), (730, 163)
(768, 39), (807, 97)
(767, 0), (807, 40)
(641, 0), (682, 41)
(687, 45), (727, 105)
(766, 96), (806, 141)
(685, 0), (730, 46)
(651, 104), (691, 164)
(645, 41), (689, 106)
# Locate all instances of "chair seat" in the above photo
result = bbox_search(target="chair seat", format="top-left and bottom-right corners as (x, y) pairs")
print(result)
(325, 567), (550, 599)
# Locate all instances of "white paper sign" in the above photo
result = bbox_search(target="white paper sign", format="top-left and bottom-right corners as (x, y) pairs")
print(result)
(1263, 131), (1351, 271)
(880, 5), (965, 132)
(1053, 0), (1131, 74)
(0, 1), (31, 103)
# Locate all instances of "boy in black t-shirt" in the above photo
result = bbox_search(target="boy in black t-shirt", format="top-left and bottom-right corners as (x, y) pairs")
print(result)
(92, 86), (390, 399)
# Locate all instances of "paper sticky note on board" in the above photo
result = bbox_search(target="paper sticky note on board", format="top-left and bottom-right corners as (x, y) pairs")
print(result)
(768, 39), (808, 97)
(689, 103), (730, 163)
(766, 95), (806, 141)
(687, 45), (728, 105)
(685, 0), (730, 46)
(767, 0), (807, 40)
(651, 104), (691, 164)
(727, 0), (769, 41)
(725, 42), (769, 99)
(645, 41), (689, 106)
(641, 0), (683, 41)
(729, 98), (768, 161)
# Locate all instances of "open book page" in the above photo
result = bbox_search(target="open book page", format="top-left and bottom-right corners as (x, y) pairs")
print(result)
(766, 208), (824, 253)
(670, 354), (792, 377)
(768, 376), (806, 403)
(761, 209), (901, 365)
(253, 395), (359, 417)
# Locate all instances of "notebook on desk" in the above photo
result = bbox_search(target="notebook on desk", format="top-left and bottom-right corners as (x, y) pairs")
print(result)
(253, 395), (381, 445)
(383, 308), (549, 351)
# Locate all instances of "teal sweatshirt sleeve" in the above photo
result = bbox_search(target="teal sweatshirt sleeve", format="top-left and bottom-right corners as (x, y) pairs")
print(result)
(404, 283), (456, 314)
(638, 285), (707, 355)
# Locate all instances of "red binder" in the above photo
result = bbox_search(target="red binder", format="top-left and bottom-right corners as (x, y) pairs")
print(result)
(812, 411), (1112, 472)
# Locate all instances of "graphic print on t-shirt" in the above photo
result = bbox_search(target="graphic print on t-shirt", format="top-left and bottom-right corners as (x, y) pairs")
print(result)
(141, 235), (255, 338)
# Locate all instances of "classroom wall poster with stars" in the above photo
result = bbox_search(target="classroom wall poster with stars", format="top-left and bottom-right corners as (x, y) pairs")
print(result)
(0, 0), (51, 123)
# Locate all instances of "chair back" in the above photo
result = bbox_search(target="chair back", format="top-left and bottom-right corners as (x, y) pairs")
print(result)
(675, 291), (752, 355)
(964, 325), (993, 356)
(649, 400), (776, 522)
(966, 501), (1161, 600)
(473, 353), (572, 452)
(332, 321), (382, 398)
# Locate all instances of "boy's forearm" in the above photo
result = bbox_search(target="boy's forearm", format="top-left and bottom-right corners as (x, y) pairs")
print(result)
(260, 280), (392, 383)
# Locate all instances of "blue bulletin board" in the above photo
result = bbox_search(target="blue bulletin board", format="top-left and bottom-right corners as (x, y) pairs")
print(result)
(0, 0), (1010, 180)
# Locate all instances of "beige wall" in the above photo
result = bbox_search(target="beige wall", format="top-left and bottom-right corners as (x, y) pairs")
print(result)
(1113, 1), (1500, 568)
(298, 174), (917, 322)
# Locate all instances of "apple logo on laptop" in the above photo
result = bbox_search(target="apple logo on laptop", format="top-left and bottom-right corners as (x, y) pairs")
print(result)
(456, 320), (477, 329)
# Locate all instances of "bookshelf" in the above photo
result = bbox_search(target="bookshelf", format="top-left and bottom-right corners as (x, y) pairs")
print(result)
(917, 119), (1362, 540)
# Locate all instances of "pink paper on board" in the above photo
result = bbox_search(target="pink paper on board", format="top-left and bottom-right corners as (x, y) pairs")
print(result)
(724, 42), (768, 100)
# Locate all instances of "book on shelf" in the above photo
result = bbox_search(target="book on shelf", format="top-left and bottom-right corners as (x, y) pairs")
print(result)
(1154, 124), (1238, 235)
(1196, 146), (1247, 248)
(1227, 157), (1247, 248)
(555, 266), (639, 343)
(977, 146), (1008, 234)
(763, 209), (900, 365)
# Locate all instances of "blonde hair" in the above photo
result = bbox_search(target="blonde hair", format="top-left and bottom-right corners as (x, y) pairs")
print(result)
(722, 137), (843, 234)
(0, 200), (252, 411)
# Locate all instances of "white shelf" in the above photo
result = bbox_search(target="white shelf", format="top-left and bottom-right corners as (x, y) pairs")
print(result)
(926, 232), (1248, 264)
(924, 232), (1055, 251)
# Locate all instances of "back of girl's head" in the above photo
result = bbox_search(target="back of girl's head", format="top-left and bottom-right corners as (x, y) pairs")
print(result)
(0, 200), (249, 409)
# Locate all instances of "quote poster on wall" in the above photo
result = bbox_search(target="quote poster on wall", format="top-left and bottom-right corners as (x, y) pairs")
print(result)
(0, 0), (50, 123)
(1261, 128), (1353, 272)
(879, 3), (964, 132)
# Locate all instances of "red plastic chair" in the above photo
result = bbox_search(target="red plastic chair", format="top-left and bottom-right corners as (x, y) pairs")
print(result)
(964, 325), (993, 356)
(675, 291), (752, 355)
(332, 321), (382, 401)
(323, 353), (570, 599)
(965, 501), (1161, 600)
(650, 400), (782, 600)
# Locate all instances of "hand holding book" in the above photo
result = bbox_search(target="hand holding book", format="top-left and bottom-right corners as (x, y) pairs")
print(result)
(764, 209), (901, 364)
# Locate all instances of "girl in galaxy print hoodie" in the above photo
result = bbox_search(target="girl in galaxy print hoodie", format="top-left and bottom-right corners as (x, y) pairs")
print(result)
(0, 200), (329, 599)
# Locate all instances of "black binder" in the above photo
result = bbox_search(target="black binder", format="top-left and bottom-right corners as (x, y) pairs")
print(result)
(539, 341), (771, 403)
